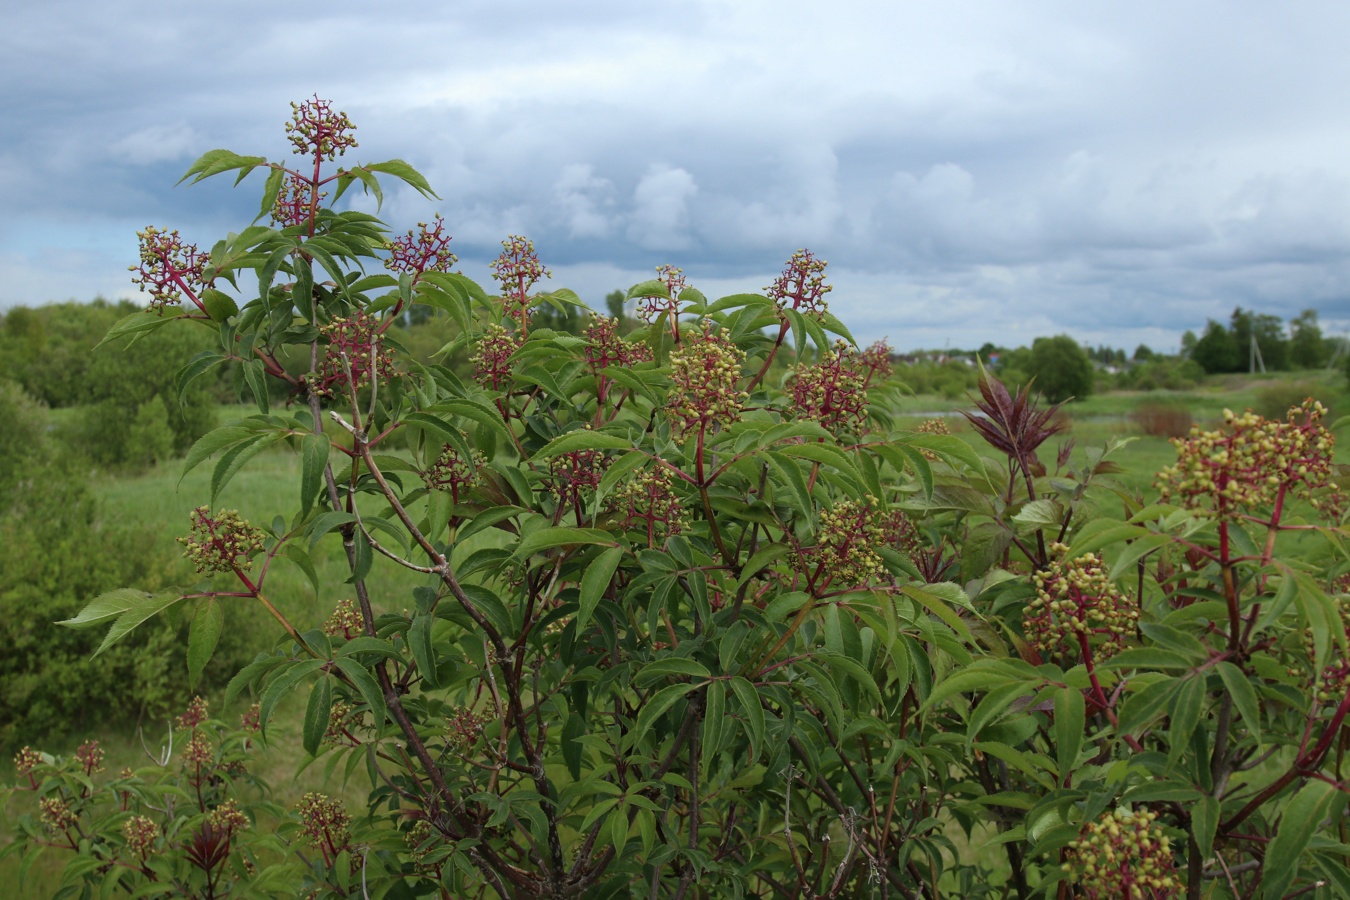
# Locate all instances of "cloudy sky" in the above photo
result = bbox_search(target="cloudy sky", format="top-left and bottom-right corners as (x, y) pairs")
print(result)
(4, 0), (1350, 352)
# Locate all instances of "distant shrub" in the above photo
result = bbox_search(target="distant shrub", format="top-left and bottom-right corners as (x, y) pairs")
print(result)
(0, 381), (252, 750)
(1131, 400), (1194, 437)
(1255, 380), (1325, 420)
(1124, 357), (1205, 391)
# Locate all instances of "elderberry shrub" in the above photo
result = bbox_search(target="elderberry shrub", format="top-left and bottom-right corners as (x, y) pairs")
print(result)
(7, 97), (1350, 900)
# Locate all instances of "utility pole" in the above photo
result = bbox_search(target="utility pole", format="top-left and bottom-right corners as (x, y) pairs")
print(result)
(1249, 334), (1266, 374)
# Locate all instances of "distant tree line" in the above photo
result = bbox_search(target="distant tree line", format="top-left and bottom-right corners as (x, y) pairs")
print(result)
(1181, 307), (1332, 374)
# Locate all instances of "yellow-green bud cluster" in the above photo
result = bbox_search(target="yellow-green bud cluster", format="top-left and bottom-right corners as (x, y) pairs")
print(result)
(271, 174), (325, 228)
(792, 340), (870, 436)
(177, 695), (209, 730)
(1157, 401), (1336, 517)
(446, 707), (486, 755)
(425, 445), (484, 503)
(179, 507), (266, 576)
(766, 248), (831, 319)
(324, 598), (363, 639)
(1304, 594), (1350, 705)
(285, 96), (357, 161)
(13, 746), (41, 776)
(916, 417), (950, 460)
(386, 214), (457, 275)
(584, 315), (651, 376)
(207, 799), (249, 837)
(550, 448), (608, 509)
(324, 700), (362, 747)
(122, 815), (161, 859)
(1064, 809), (1180, 899)
(860, 339), (894, 381)
(490, 235), (550, 331)
(130, 226), (210, 314)
(182, 732), (214, 769)
(1024, 545), (1136, 664)
(39, 796), (77, 834)
(617, 466), (687, 546)
(75, 740), (104, 776)
(312, 311), (393, 398)
(405, 819), (441, 870)
(472, 323), (520, 391)
(636, 264), (686, 323)
(240, 703), (261, 733)
(812, 497), (888, 590)
(665, 321), (748, 434)
(296, 792), (351, 855)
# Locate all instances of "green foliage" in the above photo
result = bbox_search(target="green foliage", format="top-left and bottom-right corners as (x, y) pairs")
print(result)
(0, 299), (221, 468)
(8, 100), (1350, 900)
(1290, 309), (1330, 369)
(0, 383), (180, 748)
(1119, 356), (1205, 391)
(1191, 318), (1240, 373)
(1027, 333), (1093, 402)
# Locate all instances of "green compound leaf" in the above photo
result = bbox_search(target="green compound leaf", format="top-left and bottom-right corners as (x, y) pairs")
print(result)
(187, 598), (225, 689)
(302, 676), (333, 757)
(1263, 780), (1347, 900)
(577, 546), (624, 633)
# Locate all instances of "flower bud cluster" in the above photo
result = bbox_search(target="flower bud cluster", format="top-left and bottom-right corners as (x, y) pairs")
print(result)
(1024, 545), (1136, 664)
(179, 507), (266, 576)
(13, 746), (42, 777)
(665, 321), (747, 435)
(491, 235), (550, 331)
(240, 703), (261, 733)
(1064, 809), (1180, 899)
(916, 417), (951, 460)
(386, 215), (457, 276)
(1305, 594), (1350, 705)
(313, 311), (393, 398)
(296, 792), (351, 854)
(811, 497), (888, 589)
(324, 700), (362, 746)
(40, 796), (78, 834)
(122, 815), (161, 859)
(636, 264), (685, 324)
(285, 96), (357, 161)
(584, 315), (651, 377)
(75, 740), (104, 776)
(208, 799), (249, 836)
(324, 598), (363, 639)
(446, 707), (485, 755)
(271, 174), (324, 228)
(792, 340), (869, 436)
(617, 466), (687, 545)
(766, 249), (832, 319)
(405, 820), (442, 870)
(1157, 402), (1336, 517)
(130, 226), (210, 314)
(472, 323), (520, 392)
(425, 445), (484, 504)
(183, 732), (214, 769)
(178, 695), (210, 730)
(550, 448), (608, 511)
(860, 340), (894, 382)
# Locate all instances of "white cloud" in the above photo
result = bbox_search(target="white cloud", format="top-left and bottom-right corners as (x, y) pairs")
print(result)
(552, 164), (616, 239)
(628, 164), (698, 251)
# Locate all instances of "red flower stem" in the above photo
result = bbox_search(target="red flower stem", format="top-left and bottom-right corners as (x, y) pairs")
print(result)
(745, 320), (790, 393)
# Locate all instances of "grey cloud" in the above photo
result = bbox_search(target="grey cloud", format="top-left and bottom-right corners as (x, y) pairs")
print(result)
(4, 0), (1350, 353)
